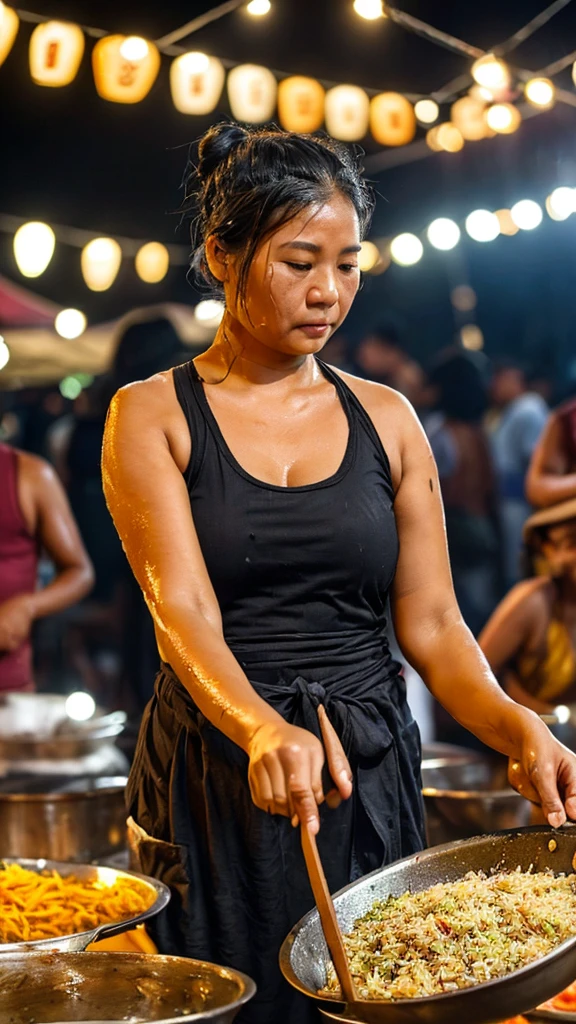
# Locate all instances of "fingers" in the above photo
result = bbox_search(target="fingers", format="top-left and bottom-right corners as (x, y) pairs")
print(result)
(558, 757), (576, 822)
(287, 749), (321, 835)
(317, 705), (353, 801)
(524, 754), (566, 828)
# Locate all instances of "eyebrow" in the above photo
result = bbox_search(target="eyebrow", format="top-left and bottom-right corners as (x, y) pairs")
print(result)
(278, 241), (362, 254)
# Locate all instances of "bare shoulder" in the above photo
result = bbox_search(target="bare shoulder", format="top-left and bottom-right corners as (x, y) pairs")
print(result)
(108, 370), (177, 421)
(503, 576), (555, 619)
(104, 369), (191, 474)
(16, 448), (58, 488)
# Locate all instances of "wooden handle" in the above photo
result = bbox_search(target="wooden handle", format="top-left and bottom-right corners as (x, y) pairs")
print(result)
(301, 823), (357, 1006)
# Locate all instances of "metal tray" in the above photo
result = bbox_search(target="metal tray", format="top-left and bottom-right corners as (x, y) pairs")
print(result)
(280, 825), (576, 1024)
(0, 857), (170, 953)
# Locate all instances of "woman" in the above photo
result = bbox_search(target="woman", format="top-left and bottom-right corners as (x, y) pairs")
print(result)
(480, 498), (576, 715)
(102, 124), (576, 1024)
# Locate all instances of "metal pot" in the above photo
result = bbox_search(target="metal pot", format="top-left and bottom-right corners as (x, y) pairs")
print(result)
(0, 951), (256, 1023)
(0, 776), (128, 861)
(0, 693), (126, 761)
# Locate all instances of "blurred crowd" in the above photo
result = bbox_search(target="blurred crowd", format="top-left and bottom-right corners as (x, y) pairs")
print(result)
(3, 314), (576, 745)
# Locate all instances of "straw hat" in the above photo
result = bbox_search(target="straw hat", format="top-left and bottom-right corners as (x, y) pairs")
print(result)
(523, 497), (576, 547)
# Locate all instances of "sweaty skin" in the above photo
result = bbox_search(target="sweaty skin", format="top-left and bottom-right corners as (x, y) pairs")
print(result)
(526, 412), (576, 508)
(103, 194), (576, 832)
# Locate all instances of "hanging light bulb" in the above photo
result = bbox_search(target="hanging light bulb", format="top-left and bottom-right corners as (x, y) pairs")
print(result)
(471, 54), (510, 91)
(353, 0), (385, 19)
(465, 210), (500, 242)
(485, 102), (521, 134)
(414, 99), (439, 124)
(427, 218), (461, 251)
(0, 4), (18, 67)
(55, 309), (87, 339)
(135, 242), (170, 283)
(246, 0), (271, 13)
(13, 222), (56, 277)
(510, 199), (543, 230)
(524, 77), (556, 109)
(29, 20), (84, 87)
(170, 53), (225, 115)
(390, 233), (423, 266)
(119, 36), (149, 62)
(81, 237), (122, 291)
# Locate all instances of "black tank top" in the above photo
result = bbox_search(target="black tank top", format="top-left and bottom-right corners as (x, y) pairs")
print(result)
(172, 358), (398, 666)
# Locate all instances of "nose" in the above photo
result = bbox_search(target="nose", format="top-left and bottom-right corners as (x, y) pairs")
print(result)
(307, 268), (338, 309)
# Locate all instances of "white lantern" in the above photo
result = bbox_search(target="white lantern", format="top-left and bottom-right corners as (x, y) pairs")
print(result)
(0, 4), (18, 67)
(92, 35), (160, 104)
(170, 53), (225, 115)
(277, 76), (325, 133)
(13, 222), (56, 278)
(29, 21), (84, 87)
(325, 84), (369, 141)
(227, 64), (277, 123)
(135, 242), (170, 284)
(81, 237), (122, 291)
(370, 92), (416, 146)
(450, 96), (488, 141)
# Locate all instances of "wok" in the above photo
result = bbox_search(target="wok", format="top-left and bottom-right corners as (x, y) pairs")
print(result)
(0, 950), (256, 1023)
(280, 825), (576, 1024)
(0, 858), (170, 953)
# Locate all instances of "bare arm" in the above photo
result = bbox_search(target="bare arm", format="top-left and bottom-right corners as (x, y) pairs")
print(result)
(526, 413), (576, 507)
(478, 581), (543, 678)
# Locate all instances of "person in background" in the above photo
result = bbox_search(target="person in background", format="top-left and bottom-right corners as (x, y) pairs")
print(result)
(0, 425), (94, 691)
(479, 499), (576, 715)
(354, 323), (424, 407)
(526, 395), (576, 508)
(489, 361), (548, 588)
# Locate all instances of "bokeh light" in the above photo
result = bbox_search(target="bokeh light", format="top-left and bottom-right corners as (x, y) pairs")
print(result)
(460, 324), (484, 350)
(55, 309), (87, 339)
(59, 376), (83, 400)
(358, 240), (380, 271)
(194, 299), (225, 325)
(353, 0), (385, 19)
(178, 51), (210, 74)
(485, 103), (521, 134)
(471, 54), (509, 91)
(436, 122), (464, 153)
(13, 222), (56, 278)
(546, 187), (576, 221)
(390, 233), (423, 266)
(465, 209), (500, 242)
(119, 36), (149, 61)
(414, 99), (439, 124)
(0, 336), (10, 371)
(495, 209), (519, 236)
(427, 218), (461, 251)
(65, 691), (96, 721)
(451, 285), (477, 312)
(510, 199), (543, 230)
(246, 0), (271, 14)
(525, 77), (555, 108)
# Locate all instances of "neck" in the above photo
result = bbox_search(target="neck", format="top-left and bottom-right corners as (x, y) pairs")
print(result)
(195, 313), (318, 388)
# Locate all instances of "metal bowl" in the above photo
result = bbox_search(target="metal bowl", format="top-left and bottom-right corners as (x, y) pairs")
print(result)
(0, 858), (170, 953)
(280, 825), (576, 1024)
(0, 693), (126, 760)
(0, 950), (256, 1023)
(422, 754), (531, 844)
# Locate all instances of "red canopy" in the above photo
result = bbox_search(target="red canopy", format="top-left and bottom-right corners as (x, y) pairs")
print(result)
(0, 275), (60, 328)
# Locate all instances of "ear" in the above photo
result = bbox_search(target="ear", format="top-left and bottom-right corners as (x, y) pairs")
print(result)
(205, 235), (229, 283)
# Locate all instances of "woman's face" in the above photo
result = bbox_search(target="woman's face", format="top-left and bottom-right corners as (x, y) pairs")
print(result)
(542, 520), (576, 577)
(222, 192), (362, 358)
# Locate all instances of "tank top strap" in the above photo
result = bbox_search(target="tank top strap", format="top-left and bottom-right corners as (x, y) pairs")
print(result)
(316, 359), (394, 482)
(172, 360), (210, 490)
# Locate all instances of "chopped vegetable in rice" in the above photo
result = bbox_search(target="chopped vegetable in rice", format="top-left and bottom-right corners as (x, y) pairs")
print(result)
(323, 868), (576, 1000)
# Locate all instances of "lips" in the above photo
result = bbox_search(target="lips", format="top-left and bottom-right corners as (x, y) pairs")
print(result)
(297, 323), (332, 337)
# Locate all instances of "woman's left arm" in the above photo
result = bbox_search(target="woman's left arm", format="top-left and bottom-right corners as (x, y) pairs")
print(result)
(390, 401), (576, 827)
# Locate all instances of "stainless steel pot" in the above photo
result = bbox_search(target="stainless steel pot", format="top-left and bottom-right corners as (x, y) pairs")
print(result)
(0, 951), (256, 1023)
(0, 693), (126, 761)
(0, 775), (128, 861)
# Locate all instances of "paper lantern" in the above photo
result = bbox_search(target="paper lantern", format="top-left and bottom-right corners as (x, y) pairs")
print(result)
(370, 92), (416, 146)
(277, 76), (325, 133)
(325, 84), (369, 141)
(29, 21), (84, 87)
(92, 35), (160, 104)
(170, 53), (225, 115)
(227, 64), (277, 123)
(13, 222), (55, 277)
(135, 242), (170, 283)
(0, 4), (18, 67)
(450, 96), (488, 141)
(81, 238), (122, 291)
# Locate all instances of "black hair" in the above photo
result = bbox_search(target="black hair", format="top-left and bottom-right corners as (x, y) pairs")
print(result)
(111, 317), (188, 391)
(428, 348), (489, 423)
(186, 122), (375, 309)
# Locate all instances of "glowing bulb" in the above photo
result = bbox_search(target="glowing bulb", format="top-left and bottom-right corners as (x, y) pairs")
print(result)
(119, 36), (149, 62)
(495, 209), (519, 236)
(81, 237), (122, 291)
(55, 309), (86, 339)
(65, 690), (96, 721)
(135, 242), (170, 284)
(465, 209), (500, 242)
(353, 0), (385, 20)
(471, 54), (509, 90)
(179, 51), (210, 74)
(546, 187), (576, 221)
(13, 222), (55, 278)
(510, 199), (542, 230)
(427, 218), (461, 251)
(436, 122), (464, 153)
(246, 0), (271, 12)
(460, 324), (484, 351)
(425, 126), (442, 151)
(0, 338), (10, 371)
(414, 99), (439, 124)
(525, 77), (555, 108)
(554, 704), (571, 725)
(451, 285), (477, 312)
(358, 240), (380, 271)
(486, 102), (521, 134)
(194, 299), (225, 324)
(59, 376), (83, 400)
(390, 233), (423, 266)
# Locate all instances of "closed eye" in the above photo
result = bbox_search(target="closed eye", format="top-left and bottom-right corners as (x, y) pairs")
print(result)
(285, 262), (312, 271)
(340, 263), (359, 273)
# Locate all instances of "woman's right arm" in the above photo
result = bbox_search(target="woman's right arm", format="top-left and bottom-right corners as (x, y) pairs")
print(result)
(102, 379), (351, 831)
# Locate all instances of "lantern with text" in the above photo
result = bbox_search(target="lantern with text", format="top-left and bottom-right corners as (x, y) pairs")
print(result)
(450, 96), (488, 141)
(81, 238), (122, 291)
(135, 242), (170, 283)
(170, 52), (225, 115)
(277, 76), (325, 133)
(227, 64), (277, 123)
(370, 92), (416, 146)
(29, 21), (84, 87)
(92, 35), (160, 104)
(0, 4), (19, 67)
(325, 84), (369, 141)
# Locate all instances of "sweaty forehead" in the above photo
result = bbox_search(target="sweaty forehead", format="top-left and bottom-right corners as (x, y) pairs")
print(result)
(271, 195), (360, 246)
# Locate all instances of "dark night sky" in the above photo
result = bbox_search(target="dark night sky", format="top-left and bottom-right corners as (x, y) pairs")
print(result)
(3, 0), (576, 373)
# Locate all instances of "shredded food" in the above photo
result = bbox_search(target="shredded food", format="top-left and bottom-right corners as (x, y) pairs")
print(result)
(0, 862), (155, 943)
(323, 868), (576, 1001)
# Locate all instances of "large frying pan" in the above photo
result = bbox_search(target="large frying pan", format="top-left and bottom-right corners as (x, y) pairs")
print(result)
(280, 825), (576, 1024)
